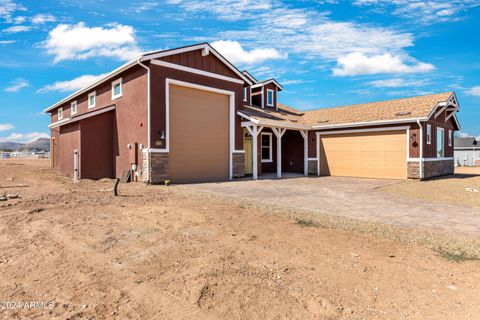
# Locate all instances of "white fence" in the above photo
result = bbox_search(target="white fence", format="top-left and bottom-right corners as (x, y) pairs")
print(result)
(0, 151), (50, 159)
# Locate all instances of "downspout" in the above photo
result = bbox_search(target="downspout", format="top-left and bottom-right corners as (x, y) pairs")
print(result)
(417, 119), (423, 179)
(137, 58), (151, 182)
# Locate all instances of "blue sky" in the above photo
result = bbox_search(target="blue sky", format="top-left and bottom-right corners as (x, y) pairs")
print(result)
(1, 0), (479, 142)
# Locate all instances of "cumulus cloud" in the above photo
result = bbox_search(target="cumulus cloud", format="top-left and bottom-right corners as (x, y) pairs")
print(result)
(332, 52), (434, 76)
(353, 0), (479, 24)
(44, 22), (142, 63)
(211, 40), (287, 65)
(3, 25), (31, 33)
(465, 86), (480, 97)
(0, 132), (49, 143)
(0, 123), (14, 131)
(37, 73), (108, 93)
(5, 78), (29, 92)
(31, 13), (56, 24)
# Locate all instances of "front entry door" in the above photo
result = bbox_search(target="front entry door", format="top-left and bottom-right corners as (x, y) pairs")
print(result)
(244, 136), (253, 175)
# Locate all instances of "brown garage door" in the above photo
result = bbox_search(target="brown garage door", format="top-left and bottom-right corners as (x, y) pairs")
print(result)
(169, 84), (230, 183)
(320, 130), (407, 179)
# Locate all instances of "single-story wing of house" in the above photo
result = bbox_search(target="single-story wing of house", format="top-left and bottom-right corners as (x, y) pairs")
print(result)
(44, 42), (461, 183)
(454, 137), (479, 166)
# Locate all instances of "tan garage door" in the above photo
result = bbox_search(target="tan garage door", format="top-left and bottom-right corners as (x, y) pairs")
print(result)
(169, 84), (230, 183)
(320, 130), (407, 179)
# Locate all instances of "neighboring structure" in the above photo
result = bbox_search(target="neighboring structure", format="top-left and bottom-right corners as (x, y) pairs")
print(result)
(454, 137), (479, 166)
(45, 43), (461, 183)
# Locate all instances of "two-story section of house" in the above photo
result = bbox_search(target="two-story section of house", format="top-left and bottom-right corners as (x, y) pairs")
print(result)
(45, 42), (461, 183)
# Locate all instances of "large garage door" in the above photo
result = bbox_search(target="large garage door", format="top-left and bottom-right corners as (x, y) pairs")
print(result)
(320, 130), (407, 179)
(169, 84), (230, 183)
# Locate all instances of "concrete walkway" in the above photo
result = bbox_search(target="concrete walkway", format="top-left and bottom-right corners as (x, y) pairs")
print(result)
(185, 176), (480, 239)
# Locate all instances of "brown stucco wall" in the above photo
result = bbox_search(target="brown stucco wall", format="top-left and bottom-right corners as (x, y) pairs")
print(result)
(282, 130), (304, 172)
(58, 123), (80, 178)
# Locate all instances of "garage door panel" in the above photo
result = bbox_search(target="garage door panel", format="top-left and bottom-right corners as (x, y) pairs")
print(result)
(169, 84), (230, 183)
(320, 130), (407, 179)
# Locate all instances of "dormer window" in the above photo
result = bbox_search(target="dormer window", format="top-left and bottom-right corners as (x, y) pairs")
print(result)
(267, 89), (274, 107)
(243, 87), (248, 102)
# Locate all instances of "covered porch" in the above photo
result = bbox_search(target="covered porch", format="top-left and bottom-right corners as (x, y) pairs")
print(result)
(241, 120), (311, 180)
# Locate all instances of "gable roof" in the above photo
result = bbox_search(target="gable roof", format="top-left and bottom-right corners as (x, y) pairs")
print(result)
(44, 43), (252, 113)
(238, 92), (460, 130)
(454, 137), (478, 148)
(242, 70), (258, 84)
(251, 78), (284, 91)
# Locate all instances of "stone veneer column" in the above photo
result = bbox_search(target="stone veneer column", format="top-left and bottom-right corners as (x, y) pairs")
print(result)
(308, 159), (318, 175)
(407, 161), (420, 179)
(142, 151), (169, 184)
(423, 159), (454, 178)
(233, 152), (245, 178)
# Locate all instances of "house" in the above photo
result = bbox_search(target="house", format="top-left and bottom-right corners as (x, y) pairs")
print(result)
(45, 42), (461, 183)
(454, 137), (479, 166)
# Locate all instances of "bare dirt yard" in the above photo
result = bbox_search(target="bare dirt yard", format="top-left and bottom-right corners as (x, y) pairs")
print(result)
(1, 160), (480, 320)
(380, 167), (480, 208)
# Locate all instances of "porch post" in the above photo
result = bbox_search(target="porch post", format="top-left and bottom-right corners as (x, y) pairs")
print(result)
(272, 127), (286, 178)
(244, 124), (263, 180)
(300, 130), (308, 176)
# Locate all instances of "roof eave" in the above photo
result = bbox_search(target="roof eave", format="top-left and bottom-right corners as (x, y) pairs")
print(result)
(312, 117), (427, 130)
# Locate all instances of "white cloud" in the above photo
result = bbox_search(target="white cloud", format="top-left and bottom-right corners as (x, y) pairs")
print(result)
(5, 78), (29, 92)
(3, 25), (31, 33)
(123, 2), (158, 13)
(333, 52), (435, 76)
(0, 40), (15, 45)
(211, 40), (286, 65)
(0, 132), (49, 143)
(353, 0), (479, 24)
(44, 22), (142, 63)
(13, 15), (25, 24)
(367, 78), (428, 88)
(0, 0), (26, 23)
(465, 86), (480, 97)
(37, 73), (107, 93)
(0, 123), (14, 131)
(31, 13), (56, 25)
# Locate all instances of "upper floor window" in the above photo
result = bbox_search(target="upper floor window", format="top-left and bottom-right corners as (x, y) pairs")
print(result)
(243, 87), (248, 102)
(437, 128), (444, 157)
(58, 107), (63, 120)
(426, 124), (431, 144)
(111, 78), (122, 100)
(266, 89), (274, 106)
(71, 100), (77, 115)
(88, 91), (96, 109)
(448, 129), (452, 146)
(261, 132), (272, 162)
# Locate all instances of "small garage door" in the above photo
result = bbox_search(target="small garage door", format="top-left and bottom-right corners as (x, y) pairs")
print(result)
(320, 130), (407, 179)
(169, 84), (230, 183)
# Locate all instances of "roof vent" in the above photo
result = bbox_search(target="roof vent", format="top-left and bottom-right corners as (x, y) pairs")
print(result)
(317, 120), (329, 123)
(395, 111), (412, 116)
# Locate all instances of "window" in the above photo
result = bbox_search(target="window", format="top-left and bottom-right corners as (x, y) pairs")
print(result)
(88, 91), (96, 108)
(243, 87), (248, 102)
(426, 124), (431, 144)
(71, 100), (77, 115)
(58, 107), (63, 120)
(111, 78), (122, 99)
(266, 89), (274, 106)
(437, 128), (444, 157)
(448, 129), (452, 146)
(261, 133), (272, 162)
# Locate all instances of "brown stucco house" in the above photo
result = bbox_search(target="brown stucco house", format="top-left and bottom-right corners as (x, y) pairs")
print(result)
(44, 43), (461, 183)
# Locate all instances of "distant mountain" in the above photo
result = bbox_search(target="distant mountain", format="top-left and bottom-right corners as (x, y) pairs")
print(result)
(0, 138), (50, 152)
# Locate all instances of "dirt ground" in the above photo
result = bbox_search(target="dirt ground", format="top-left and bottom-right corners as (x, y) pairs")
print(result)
(380, 167), (480, 208)
(1, 160), (480, 320)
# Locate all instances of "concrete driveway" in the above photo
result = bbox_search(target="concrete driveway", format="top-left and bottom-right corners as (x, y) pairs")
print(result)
(185, 176), (480, 239)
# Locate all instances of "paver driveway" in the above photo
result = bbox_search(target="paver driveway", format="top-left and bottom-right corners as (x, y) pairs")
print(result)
(185, 176), (480, 239)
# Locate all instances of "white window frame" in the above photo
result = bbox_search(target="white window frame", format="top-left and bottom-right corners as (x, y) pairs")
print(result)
(448, 129), (452, 146)
(426, 124), (431, 144)
(243, 87), (248, 102)
(71, 100), (77, 115)
(266, 89), (274, 107)
(88, 91), (96, 109)
(437, 127), (444, 158)
(261, 132), (273, 163)
(111, 78), (122, 100)
(58, 107), (63, 120)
